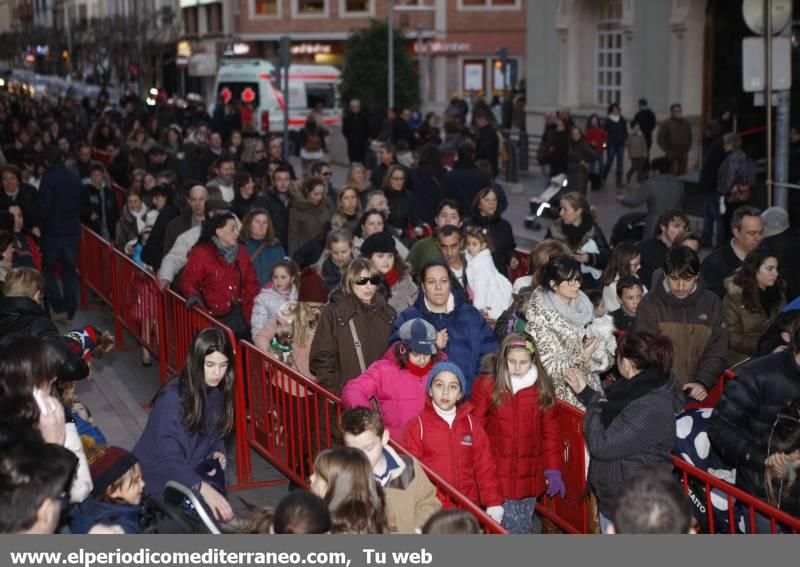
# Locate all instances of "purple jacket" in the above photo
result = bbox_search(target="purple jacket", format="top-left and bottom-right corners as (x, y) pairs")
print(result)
(133, 381), (226, 500)
(341, 348), (444, 439)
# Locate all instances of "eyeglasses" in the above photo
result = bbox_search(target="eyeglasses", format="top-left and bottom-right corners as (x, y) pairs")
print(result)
(354, 275), (382, 286)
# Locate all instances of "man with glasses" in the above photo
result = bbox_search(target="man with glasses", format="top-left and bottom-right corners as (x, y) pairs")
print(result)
(634, 246), (727, 402)
(700, 206), (764, 298)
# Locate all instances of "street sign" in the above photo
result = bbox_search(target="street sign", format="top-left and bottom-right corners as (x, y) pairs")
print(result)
(742, 0), (791, 35)
(742, 36), (791, 92)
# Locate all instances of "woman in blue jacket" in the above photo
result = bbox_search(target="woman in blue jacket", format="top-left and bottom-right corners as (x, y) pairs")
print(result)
(391, 260), (497, 396)
(133, 327), (235, 523)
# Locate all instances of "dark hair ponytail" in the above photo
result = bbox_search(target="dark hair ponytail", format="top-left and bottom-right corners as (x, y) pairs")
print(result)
(618, 331), (673, 375)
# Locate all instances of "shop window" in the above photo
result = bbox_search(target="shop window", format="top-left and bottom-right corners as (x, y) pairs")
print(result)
(343, 0), (370, 13)
(596, 0), (623, 106)
(460, 0), (520, 8)
(183, 6), (198, 36)
(297, 0), (326, 14)
(254, 0), (278, 16)
(207, 2), (222, 34)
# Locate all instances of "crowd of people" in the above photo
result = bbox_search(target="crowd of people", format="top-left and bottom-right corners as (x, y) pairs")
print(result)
(0, 83), (798, 536)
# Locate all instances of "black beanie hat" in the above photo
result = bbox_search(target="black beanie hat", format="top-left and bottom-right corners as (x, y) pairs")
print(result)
(360, 232), (397, 259)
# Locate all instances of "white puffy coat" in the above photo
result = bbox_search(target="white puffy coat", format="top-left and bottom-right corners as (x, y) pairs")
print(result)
(465, 248), (513, 320)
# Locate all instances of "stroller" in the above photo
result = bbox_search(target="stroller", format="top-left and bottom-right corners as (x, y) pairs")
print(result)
(524, 174), (568, 231)
(609, 212), (647, 247)
(138, 481), (222, 534)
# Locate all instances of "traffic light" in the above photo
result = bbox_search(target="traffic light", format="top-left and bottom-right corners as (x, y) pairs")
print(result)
(496, 47), (508, 67)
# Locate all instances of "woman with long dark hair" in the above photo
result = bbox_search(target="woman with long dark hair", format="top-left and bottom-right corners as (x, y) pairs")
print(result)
(180, 212), (259, 340)
(133, 328), (236, 522)
(465, 187), (516, 277)
(564, 331), (683, 533)
(723, 245), (785, 365)
(601, 242), (644, 312)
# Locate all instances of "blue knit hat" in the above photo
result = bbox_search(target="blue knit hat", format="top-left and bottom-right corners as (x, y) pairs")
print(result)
(425, 361), (466, 394)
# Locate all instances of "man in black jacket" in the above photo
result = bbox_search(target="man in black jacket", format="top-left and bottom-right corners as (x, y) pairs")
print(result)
(442, 141), (491, 217)
(709, 322), (800, 532)
(79, 163), (119, 242)
(474, 109), (499, 178)
(0, 164), (41, 237)
(342, 99), (371, 164)
(162, 184), (207, 257)
(264, 166), (294, 250)
(700, 206), (764, 298)
(0, 268), (88, 382)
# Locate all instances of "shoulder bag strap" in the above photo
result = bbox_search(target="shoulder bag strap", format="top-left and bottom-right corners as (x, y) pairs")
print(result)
(250, 241), (270, 263)
(349, 319), (367, 373)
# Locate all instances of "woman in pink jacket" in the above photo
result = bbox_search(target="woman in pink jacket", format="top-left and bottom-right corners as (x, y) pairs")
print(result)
(341, 318), (444, 438)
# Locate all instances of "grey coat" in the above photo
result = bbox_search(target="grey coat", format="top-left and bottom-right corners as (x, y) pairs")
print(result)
(621, 173), (685, 240)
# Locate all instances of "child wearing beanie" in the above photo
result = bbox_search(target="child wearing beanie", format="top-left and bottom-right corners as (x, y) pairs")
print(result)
(401, 361), (504, 524)
(342, 318), (445, 438)
(69, 446), (146, 534)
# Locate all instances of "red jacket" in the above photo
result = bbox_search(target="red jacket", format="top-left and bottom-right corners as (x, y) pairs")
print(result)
(585, 127), (607, 152)
(401, 399), (503, 508)
(471, 374), (561, 500)
(179, 241), (259, 322)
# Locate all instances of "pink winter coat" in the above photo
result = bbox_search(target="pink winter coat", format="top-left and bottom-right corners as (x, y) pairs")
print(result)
(341, 347), (445, 439)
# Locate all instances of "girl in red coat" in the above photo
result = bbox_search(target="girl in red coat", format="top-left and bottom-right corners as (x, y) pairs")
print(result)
(471, 333), (564, 533)
(180, 212), (259, 340)
(401, 361), (505, 525)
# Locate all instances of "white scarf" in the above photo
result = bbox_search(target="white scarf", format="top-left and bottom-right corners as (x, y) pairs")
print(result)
(424, 293), (455, 314)
(129, 205), (149, 235)
(511, 365), (538, 395)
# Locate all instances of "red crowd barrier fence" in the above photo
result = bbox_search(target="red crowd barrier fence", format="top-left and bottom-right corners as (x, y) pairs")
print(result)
(110, 249), (169, 384)
(79, 225), (115, 308)
(239, 341), (507, 533)
(78, 223), (800, 534)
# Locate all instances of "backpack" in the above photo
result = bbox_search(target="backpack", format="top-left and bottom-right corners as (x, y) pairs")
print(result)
(719, 151), (754, 204)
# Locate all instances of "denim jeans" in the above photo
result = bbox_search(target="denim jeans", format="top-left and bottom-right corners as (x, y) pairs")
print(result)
(41, 234), (80, 319)
(603, 144), (625, 182)
(501, 497), (536, 534)
(600, 512), (612, 534)
(702, 193), (725, 247)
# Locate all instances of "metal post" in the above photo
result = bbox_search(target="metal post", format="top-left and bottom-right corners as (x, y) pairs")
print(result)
(774, 12), (792, 210)
(64, 0), (72, 71)
(388, 0), (394, 109)
(416, 25), (424, 108)
(764, 0), (773, 208)
(136, 0), (145, 97)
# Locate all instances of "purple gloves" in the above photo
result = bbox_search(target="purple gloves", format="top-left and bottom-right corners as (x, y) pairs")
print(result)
(544, 469), (566, 498)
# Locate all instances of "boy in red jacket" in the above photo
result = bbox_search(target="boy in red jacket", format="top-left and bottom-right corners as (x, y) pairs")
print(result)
(401, 361), (504, 525)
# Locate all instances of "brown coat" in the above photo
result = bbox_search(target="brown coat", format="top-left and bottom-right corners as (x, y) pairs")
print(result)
(634, 279), (728, 390)
(383, 446), (442, 534)
(722, 281), (785, 366)
(287, 187), (332, 255)
(309, 289), (396, 395)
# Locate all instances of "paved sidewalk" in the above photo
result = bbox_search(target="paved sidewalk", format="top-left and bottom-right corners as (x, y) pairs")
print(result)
(70, 301), (288, 518)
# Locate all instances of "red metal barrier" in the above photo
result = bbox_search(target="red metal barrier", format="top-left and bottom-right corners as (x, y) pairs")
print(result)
(674, 456), (800, 534)
(535, 402), (588, 535)
(685, 369), (735, 410)
(240, 341), (507, 533)
(110, 249), (168, 384)
(78, 225), (114, 308)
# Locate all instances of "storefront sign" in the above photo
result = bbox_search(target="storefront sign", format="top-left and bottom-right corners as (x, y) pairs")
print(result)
(291, 43), (333, 55)
(223, 42), (252, 57)
(177, 41), (192, 67)
(413, 41), (471, 55)
(463, 62), (484, 92)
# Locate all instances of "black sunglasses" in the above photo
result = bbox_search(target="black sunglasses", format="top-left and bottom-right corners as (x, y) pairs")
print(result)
(354, 275), (382, 286)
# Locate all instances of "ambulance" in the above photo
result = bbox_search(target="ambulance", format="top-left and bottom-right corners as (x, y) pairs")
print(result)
(213, 59), (341, 135)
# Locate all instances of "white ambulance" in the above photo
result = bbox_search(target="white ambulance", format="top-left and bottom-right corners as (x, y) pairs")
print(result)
(213, 59), (341, 135)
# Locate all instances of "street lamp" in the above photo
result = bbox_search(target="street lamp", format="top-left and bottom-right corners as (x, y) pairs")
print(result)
(387, 1), (435, 110)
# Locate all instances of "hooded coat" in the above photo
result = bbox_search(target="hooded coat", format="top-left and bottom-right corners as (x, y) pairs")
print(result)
(634, 278), (728, 390)
(465, 248), (513, 320)
(401, 398), (503, 508)
(722, 280), (785, 366)
(69, 499), (144, 534)
(471, 373), (561, 501)
(342, 348), (444, 439)
(391, 292), (497, 396)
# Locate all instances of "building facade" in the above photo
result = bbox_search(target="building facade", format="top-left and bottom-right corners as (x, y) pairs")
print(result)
(525, 0), (718, 168)
(179, 0), (526, 109)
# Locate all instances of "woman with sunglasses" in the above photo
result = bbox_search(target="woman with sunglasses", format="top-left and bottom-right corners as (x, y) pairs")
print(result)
(526, 254), (612, 409)
(310, 258), (396, 396)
